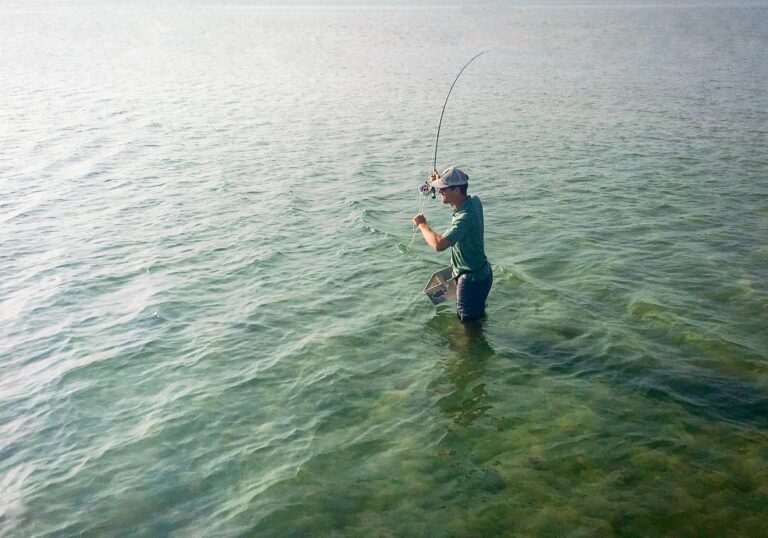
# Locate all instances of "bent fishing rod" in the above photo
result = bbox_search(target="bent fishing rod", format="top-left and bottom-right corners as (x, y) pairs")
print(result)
(421, 50), (487, 199)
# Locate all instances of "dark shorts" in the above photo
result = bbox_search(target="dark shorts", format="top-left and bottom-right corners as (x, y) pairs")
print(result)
(456, 270), (493, 323)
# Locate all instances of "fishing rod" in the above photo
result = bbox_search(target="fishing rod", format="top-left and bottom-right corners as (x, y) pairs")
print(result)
(420, 50), (487, 199)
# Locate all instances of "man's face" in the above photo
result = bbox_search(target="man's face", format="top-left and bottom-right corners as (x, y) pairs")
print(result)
(438, 186), (458, 205)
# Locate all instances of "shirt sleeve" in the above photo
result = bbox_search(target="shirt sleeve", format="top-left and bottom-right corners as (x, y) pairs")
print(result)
(443, 214), (469, 246)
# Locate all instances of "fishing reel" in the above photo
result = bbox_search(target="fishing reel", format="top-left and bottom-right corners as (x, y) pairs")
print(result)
(419, 169), (439, 199)
(419, 181), (436, 199)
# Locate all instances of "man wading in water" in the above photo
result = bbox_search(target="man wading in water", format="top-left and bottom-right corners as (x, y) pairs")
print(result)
(412, 167), (493, 322)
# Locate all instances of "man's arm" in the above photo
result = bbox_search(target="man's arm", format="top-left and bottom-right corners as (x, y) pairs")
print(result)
(412, 215), (452, 252)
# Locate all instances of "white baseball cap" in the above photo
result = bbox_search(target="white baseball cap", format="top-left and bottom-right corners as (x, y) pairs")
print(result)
(430, 166), (469, 189)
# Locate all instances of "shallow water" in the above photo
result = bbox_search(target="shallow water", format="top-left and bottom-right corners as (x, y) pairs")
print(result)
(1, 1), (767, 535)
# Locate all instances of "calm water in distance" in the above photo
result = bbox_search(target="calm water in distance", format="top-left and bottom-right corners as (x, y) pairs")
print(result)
(1, 0), (767, 535)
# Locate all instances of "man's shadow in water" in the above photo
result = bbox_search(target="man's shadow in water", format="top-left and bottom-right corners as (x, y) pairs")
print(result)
(422, 310), (509, 496)
(424, 310), (496, 428)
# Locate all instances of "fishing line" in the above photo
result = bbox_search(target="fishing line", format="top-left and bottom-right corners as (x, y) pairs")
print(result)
(406, 191), (426, 251)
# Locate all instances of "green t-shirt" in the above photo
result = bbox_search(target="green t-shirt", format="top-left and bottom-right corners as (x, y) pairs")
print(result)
(443, 195), (491, 281)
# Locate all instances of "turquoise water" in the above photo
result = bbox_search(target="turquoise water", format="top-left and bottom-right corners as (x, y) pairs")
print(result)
(2, 1), (767, 535)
